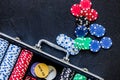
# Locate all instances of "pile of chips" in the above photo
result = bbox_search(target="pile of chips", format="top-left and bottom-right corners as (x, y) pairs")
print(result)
(56, 0), (112, 55)
(71, 0), (98, 22)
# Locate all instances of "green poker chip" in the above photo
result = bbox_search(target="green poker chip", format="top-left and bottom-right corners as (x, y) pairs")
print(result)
(83, 37), (92, 50)
(74, 37), (92, 50)
(74, 37), (84, 49)
(73, 73), (87, 80)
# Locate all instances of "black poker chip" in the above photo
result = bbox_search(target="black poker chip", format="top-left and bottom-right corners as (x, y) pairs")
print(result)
(75, 17), (90, 26)
(59, 68), (74, 80)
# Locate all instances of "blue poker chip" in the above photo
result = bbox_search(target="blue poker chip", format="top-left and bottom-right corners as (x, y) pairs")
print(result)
(90, 40), (101, 52)
(89, 24), (106, 37)
(89, 24), (98, 35)
(31, 62), (39, 77)
(75, 26), (88, 37)
(100, 37), (112, 49)
(94, 25), (105, 37)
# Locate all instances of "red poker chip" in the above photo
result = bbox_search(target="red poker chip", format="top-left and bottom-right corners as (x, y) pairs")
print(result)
(71, 4), (84, 17)
(25, 76), (36, 80)
(84, 9), (98, 21)
(9, 49), (33, 80)
(80, 0), (92, 10)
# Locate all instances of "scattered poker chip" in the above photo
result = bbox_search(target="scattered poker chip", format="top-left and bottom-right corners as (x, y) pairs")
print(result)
(74, 37), (92, 50)
(76, 17), (90, 26)
(30, 62), (39, 77)
(74, 37), (85, 50)
(80, 0), (92, 10)
(89, 24), (98, 35)
(46, 65), (57, 80)
(56, 34), (79, 55)
(100, 37), (112, 49)
(71, 4), (84, 17)
(83, 37), (92, 50)
(25, 76), (36, 80)
(89, 24), (105, 37)
(94, 25), (105, 37)
(66, 46), (79, 55)
(0, 38), (9, 63)
(9, 49), (33, 80)
(0, 44), (21, 80)
(73, 73), (87, 80)
(75, 25), (88, 37)
(34, 63), (49, 78)
(90, 40), (101, 52)
(84, 9), (98, 21)
(56, 34), (67, 46)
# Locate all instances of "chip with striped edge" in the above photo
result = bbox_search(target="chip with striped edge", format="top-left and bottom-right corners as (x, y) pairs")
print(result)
(9, 49), (33, 80)
(100, 37), (112, 49)
(90, 40), (101, 52)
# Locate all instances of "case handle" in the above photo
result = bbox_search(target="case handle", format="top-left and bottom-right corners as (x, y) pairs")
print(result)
(35, 39), (70, 62)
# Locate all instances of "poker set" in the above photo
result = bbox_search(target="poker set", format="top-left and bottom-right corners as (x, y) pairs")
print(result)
(0, 32), (105, 80)
(0, 0), (113, 80)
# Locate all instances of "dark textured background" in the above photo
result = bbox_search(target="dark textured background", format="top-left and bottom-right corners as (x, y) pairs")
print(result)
(0, 0), (120, 80)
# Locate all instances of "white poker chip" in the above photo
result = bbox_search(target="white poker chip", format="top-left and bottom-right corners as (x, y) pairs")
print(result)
(56, 34), (79, 55)
(56, 34), (67, 46)
(46, 65), (57, 80)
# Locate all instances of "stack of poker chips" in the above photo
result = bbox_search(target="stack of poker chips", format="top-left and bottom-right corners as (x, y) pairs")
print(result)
(30, 62), (57, 80)
(0, 44), (21, 80)
(56, 0), (112, 55)
(0, 38), (9, 63)
(0, 37), (33, 80)
(59, 68), (75, 80)
(9, 49), (33, 80)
